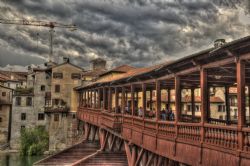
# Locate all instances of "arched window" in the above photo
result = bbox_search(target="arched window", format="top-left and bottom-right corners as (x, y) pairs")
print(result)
(41, 85), (45, 91)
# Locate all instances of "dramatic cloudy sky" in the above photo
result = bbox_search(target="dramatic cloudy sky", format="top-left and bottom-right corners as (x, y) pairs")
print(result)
(0, 0), (249, 71)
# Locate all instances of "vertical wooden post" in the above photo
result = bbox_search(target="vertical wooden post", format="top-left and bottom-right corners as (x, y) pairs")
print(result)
(131, 84), (135, 116)
(225, 86), (230, 124)
(149, 89), (153, 110)
(108, 87), (112, 112)
(237, 59), (246, 151)
(175, 76), (181, 122)
(191, 88), (195, 121)
(168, 88), (171, 110)
(83, 91), (86, 107)
(90, 89), (93, 108)
(200, 68), (208, 124)
(115, 87), (119, 112)
(156, 80), (161, 120)
(98, 88), (101, 109)
(87, 90), (90, 108)
(142, 83), (146, 118)
(200, 68), (208, 149)
(122, 86), (125, 114)
(94, 89), (96, 109)
(103, 87), (106, 111)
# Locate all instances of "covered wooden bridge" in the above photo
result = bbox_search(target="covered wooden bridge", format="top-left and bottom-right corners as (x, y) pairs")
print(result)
(76, 36), (250, 166)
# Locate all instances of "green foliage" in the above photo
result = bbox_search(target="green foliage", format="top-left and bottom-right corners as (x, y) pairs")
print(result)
(20, 126), (49, 156)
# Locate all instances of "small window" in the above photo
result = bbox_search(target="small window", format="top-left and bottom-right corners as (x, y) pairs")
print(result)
(0, 117), (2, 123)
(54, 99), (60, 105)
(71, 73), (81, 79)
(54, 114), (59, 121)
(55, 85), (60, 93)
(72, 114), (76, 119)
(2, 92), (6, 96)
(21, 113), (26, 120)
(16, 97), (21, 106)
(53, 72), (63, 79)
(41, 85), (45, 91)
(26, 97), (32, 106)
(38, 113), (45, 120)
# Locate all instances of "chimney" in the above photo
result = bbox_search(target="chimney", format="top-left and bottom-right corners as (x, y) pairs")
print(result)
(214, 39), (226, 48)
(63, 57), (70, 63)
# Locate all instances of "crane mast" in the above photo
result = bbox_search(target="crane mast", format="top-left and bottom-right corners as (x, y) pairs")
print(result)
(0, 18), (77, 62)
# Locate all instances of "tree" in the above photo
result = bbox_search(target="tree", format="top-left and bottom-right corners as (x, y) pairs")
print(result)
(20, 126), (49, 156)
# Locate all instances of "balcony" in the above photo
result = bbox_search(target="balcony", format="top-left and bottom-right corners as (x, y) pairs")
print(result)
(45, 106), (69, 113)
(14, 87), (33, 96)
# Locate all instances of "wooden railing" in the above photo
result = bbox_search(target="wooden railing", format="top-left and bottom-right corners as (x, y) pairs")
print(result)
(77, 107), (250, 156)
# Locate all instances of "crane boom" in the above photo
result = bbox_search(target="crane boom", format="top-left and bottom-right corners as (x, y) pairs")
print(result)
(0, 18), (77, 62)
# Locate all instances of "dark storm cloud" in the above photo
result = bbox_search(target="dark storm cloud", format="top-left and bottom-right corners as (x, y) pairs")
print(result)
(0, 0), (249, 70)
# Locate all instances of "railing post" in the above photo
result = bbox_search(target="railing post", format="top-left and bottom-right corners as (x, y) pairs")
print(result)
(237, 59), (246, 151)
(142, 83), (146, 118)
(131, 84), (135, 116)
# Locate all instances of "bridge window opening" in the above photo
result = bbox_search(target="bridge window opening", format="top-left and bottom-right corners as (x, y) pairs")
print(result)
(207, 62), (240, 125)
(176, 71), (201, 123)
(123, 86), (132, 115)
(144, 82), (156, 120)
(245, 61), (250, 126)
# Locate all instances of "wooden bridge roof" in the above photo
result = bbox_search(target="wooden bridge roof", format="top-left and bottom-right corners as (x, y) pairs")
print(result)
(76, 35), (250, 90)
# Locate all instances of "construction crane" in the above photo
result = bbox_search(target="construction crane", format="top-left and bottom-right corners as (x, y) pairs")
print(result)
(0, 18), (77, 62)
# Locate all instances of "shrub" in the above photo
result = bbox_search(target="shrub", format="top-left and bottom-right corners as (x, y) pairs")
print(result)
(20, 126), (49, 156)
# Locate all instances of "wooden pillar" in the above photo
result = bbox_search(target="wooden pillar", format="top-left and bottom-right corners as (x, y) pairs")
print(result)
(142, 83), (146, 118)
(90, 89), (93, 108)
(136, 91), (139, 108)
(98, 88), (101, 109)
(87, 90), (90, 108)
(191, 88), (195, 121)
(122, 86), (125, 114)
(115, 87), (119, 112)
(94, 89), (96, 108)
(131, 84), (135, 116)
(167, 89), (171, 110)
(103, 87), (106, 111)
(225, 86), (230, 124)
(237, 59), (246, 151)
(108, 87), (112, 112)
(175, 76), (181, 122)
(200, 68), (208, 124)
(83, 91), (86, 106)
(149, 89), (153, 110)
(156, 80), (161, 120)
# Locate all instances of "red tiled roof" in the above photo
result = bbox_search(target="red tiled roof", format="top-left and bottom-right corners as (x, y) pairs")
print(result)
(99, 65), (136, 76)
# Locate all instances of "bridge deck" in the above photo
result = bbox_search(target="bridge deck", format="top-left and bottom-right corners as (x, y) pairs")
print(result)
(35, 141), (100, 166)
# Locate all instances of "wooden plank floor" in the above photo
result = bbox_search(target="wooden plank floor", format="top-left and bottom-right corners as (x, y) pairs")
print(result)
(35, 141), (100, 166)
(76, 151), (128, 166)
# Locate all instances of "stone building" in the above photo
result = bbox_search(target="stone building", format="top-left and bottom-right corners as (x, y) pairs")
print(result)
(10, 87), (34, 149)
(44, 60), (84, 151)
(0, 85), (13, 146)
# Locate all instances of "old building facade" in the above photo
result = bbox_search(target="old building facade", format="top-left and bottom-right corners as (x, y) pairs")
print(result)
(0, 85), (12, 146)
